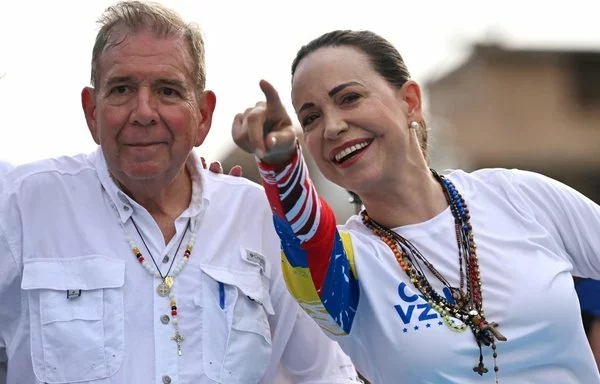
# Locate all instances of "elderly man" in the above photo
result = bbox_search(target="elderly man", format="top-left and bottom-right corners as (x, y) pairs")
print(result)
(0, 2), (360, 383)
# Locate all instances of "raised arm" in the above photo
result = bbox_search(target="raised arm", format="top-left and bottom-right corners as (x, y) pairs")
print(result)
(232, 80), (359, 336)
(259, 145), (359, 336)
(258, 205), (360, 383)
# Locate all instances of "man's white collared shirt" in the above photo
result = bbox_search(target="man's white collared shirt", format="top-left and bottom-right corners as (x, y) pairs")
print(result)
(0, 161), (12, 179)
(0, 149), (358, 384)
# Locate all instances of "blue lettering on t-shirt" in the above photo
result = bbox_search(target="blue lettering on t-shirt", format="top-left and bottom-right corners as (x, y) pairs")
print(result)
(394, 282), (455, 326)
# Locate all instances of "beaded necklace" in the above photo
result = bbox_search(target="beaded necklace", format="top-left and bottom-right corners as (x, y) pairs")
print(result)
(126, 217), (196, 356)
(361, 169), (507, 382)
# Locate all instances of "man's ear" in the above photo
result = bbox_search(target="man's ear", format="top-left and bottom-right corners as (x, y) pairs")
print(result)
(194, 90), (217, 147)
(82, 87), (100, 144)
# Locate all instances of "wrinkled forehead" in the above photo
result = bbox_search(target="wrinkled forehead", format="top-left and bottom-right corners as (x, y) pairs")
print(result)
(97, 28), (193, 81)
(291, 46), (373, 109)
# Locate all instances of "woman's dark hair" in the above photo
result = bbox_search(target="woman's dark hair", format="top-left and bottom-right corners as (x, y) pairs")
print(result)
(291, 30), (429, 160)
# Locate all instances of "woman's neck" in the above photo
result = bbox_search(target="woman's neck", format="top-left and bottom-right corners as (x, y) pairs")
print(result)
(359, 168), (448, 229)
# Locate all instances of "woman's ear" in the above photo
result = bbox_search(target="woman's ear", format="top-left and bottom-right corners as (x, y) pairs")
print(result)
(400, 80), (423, 123)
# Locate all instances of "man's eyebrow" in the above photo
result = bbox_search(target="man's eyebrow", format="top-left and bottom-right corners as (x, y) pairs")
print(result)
(153, 78), (187, 89)
(104, 76), (134, 87)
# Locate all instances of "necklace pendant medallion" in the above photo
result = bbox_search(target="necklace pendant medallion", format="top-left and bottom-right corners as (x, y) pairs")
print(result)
(157, 281), (171, 297)
(165, 276), (174, 288)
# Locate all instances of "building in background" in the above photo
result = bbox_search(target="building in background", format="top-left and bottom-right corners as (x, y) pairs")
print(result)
(426, 42), (600, 202)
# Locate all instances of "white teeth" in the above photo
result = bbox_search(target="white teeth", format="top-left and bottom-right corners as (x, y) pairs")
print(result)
(334, 141), (369, 162)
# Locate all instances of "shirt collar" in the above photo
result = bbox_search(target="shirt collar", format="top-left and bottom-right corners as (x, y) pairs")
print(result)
(94, 147), (210, 229)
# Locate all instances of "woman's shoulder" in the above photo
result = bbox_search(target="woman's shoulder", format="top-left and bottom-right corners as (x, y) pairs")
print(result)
(444, 167), (559, 195)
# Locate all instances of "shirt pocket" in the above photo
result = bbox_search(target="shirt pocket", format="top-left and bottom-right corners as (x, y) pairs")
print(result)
(199, 263), (274, 383)
(21, 255), (125, 384)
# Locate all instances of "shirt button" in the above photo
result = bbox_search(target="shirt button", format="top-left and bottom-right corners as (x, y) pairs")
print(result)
(160, 315), (170, 324)
(162, 375), (172, 384)
(162, 255), (170, 264)
(123, 205), (130, 211)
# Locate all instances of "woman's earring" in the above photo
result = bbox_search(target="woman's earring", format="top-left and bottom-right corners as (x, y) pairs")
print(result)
(409, 121), (420, 130)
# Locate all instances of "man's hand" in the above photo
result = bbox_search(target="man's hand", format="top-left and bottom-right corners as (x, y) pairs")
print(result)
(201, 157), (243, 177)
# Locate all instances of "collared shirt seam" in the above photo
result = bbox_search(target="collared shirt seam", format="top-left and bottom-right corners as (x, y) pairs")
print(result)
(0, 222), (24, 355)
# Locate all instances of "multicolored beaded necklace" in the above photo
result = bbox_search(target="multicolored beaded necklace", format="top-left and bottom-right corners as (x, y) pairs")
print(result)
(361, 169), (507, 383)
(127, 217), (196, 356)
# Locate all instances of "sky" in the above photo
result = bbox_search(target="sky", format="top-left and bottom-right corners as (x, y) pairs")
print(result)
(1, 0), (599, 165)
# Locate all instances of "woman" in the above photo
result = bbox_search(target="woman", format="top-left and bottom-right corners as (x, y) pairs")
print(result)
(232, 30), (600, 383)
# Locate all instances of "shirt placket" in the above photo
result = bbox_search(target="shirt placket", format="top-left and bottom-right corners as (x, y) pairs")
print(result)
(152, 226), (187, 384)
(155, 279), (179, 384)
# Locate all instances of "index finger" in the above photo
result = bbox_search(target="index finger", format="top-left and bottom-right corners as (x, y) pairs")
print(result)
(259, 79), (283, 108)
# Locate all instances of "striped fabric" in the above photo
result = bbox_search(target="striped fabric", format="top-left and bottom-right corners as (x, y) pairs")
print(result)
(258, 146), (359, 336)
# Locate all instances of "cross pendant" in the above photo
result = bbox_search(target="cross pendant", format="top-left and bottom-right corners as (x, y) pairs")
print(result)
(481, 321), (507, 342)
(473, 362), (488, 376)
(172, 331), (184, 356)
